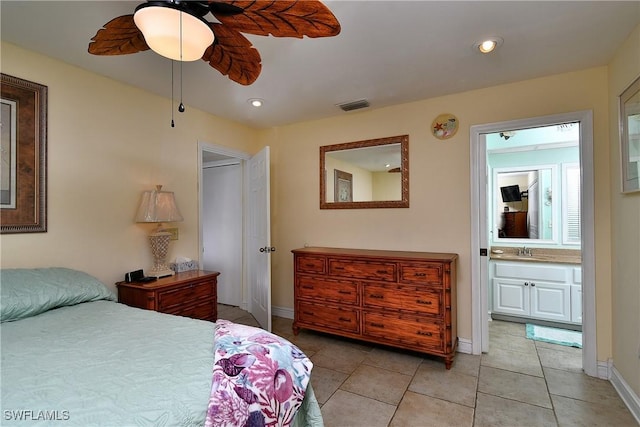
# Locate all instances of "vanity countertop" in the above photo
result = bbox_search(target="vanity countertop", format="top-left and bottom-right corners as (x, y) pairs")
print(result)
(489, 246), (581, 265)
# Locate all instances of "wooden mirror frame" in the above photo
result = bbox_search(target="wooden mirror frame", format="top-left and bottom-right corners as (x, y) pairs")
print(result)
(320, 135), (409, 209)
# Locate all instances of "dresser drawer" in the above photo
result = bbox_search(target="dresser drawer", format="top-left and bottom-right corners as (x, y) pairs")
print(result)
(295, 255), (326, 274)
(297, 301), (359, 334)
(158, 281), (214, 310)
(363, 283), (442, 316)
(164, 300), (215, 320)
(296, 276), (359, 305)
(363, 311), (444, 351)
(399, 262), (443, 285)
(329, 259), (396, 282)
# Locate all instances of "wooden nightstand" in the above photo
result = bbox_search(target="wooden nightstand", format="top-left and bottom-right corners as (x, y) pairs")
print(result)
(116, 270), (220, 321)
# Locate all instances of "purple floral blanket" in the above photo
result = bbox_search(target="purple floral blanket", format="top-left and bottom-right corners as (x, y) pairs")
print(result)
(205, 320), (313, 427)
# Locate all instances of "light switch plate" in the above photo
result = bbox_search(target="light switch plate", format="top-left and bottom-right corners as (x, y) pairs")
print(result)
(165, 228), (179, 240)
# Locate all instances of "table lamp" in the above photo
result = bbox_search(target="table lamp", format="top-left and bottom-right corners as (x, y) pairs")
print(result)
(135, 185), (184, 277)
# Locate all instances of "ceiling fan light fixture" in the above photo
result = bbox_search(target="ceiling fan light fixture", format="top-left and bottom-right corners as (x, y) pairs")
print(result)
(134, 4), (214, 62)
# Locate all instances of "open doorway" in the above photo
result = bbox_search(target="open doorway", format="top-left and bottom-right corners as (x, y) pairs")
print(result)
(201, 152), (244, 307)
(198, 143), (273, 331)
(486, 124), (583, 370)
(470, 111), (597, 377)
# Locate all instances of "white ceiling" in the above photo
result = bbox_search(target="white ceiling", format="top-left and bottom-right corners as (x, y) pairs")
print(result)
(2, 1), (639, 129)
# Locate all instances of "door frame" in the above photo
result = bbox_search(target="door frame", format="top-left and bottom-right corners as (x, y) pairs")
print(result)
(469, 110), (597, 377)
(198, 142), (250, 309)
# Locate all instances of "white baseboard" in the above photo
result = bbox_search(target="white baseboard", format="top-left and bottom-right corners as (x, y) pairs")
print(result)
(272, 305), (294, 319)
(457, 338), (473, 354)
(597, 358), (612, 379)
(610, 365), (640, 425)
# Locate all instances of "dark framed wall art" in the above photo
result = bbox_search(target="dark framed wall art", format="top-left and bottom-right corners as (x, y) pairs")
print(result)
(334, 169), (353, 202)
(1, 73), (48, 233)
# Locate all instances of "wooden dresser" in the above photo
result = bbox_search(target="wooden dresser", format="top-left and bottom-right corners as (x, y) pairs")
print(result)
(292, 247), (458, 369)
(117, 270), (220, 321)
(501, 211), (528, 238)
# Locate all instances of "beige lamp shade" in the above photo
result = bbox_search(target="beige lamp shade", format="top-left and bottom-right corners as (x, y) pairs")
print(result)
(135, 185), (183, 278)
(133, 4), (214, 62)
(135, 185), (184, 223)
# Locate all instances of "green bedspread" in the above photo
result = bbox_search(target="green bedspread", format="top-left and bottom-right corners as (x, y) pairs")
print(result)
(1, 299), (322, 426)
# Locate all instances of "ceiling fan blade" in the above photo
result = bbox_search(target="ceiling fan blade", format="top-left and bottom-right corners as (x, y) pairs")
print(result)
(88, 15), (149, 55)
(202, 23), (262, 85)
(209, 0), (341, 38)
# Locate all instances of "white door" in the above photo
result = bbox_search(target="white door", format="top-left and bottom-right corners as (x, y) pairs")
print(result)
(246, 147), (272, 331)
(202, 164), (243, 306)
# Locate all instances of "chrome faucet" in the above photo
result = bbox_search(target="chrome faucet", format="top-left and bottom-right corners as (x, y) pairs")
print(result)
(518, 246), (533, 256)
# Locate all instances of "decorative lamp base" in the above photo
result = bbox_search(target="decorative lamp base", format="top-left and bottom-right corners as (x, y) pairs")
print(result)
(148, 231), (174, 278)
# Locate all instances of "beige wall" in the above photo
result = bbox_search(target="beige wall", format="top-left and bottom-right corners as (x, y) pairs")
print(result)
(608, 24), (640, 397)
(0, 42), (258, 290)
(263, 66), (613, 361)
(0, 39), (626, 377)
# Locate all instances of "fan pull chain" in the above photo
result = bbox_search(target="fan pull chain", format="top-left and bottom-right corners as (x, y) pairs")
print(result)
(171, 60), (175, 128)
(178, 60), (185, 113)
(178, 10), (185, 113)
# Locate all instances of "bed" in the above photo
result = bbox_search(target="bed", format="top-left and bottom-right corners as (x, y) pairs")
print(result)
(0, 268), (323, 426)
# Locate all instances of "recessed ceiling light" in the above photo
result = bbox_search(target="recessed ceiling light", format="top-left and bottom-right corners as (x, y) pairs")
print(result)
(474, 37), (503, 54)
(248, 98), (264, 107)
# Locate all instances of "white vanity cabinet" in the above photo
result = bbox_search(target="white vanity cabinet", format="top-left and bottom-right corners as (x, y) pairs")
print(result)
(491, 261), (581, 324)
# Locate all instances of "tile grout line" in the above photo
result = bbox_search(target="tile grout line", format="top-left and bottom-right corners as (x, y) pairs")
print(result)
(533, 339), (561, 426)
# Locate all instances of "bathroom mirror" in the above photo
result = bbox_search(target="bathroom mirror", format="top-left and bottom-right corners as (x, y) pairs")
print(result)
(320, 135), (409, 209)
(492, 166), (558, 243)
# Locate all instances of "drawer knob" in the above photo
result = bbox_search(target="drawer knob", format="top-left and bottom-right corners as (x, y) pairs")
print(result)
(305, 263), (315, 268)
(416, 299), (432, 305)
(376, 270), (389, 274)
(338, 317), (351, 323)
(369, 294), (384, 299)
(338, 290), (351, 295)
(302, 311), (314, 316)
(370, 322), (384, 328)
(417, 331), (433, 337)
(301, 285), (314, 290)
(414, 272), (427, 277)
(334, 266), (345, 270)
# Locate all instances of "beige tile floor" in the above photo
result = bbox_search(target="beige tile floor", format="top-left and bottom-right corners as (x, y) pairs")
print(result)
(217, 305), (638, 427)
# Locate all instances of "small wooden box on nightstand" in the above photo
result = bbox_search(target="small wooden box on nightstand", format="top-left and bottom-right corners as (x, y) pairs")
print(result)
(116, 270), (220, 321)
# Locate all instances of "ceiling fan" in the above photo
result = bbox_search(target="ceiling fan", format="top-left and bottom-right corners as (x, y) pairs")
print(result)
(88, 0), (341, 85)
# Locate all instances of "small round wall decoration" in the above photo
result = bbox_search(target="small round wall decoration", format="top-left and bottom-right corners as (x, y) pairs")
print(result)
(431, 113), (459, 140)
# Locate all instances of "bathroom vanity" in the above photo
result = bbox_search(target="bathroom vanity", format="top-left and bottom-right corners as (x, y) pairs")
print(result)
(490, 247), (582, 325)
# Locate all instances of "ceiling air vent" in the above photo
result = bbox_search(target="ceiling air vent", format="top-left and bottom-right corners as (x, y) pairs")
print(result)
(337, 99), (370, 112)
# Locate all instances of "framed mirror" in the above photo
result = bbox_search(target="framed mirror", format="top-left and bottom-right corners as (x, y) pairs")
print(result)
(320, 135), (409, 209)
(492, 166), (559, 243)
(619, 75), (640, 193)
